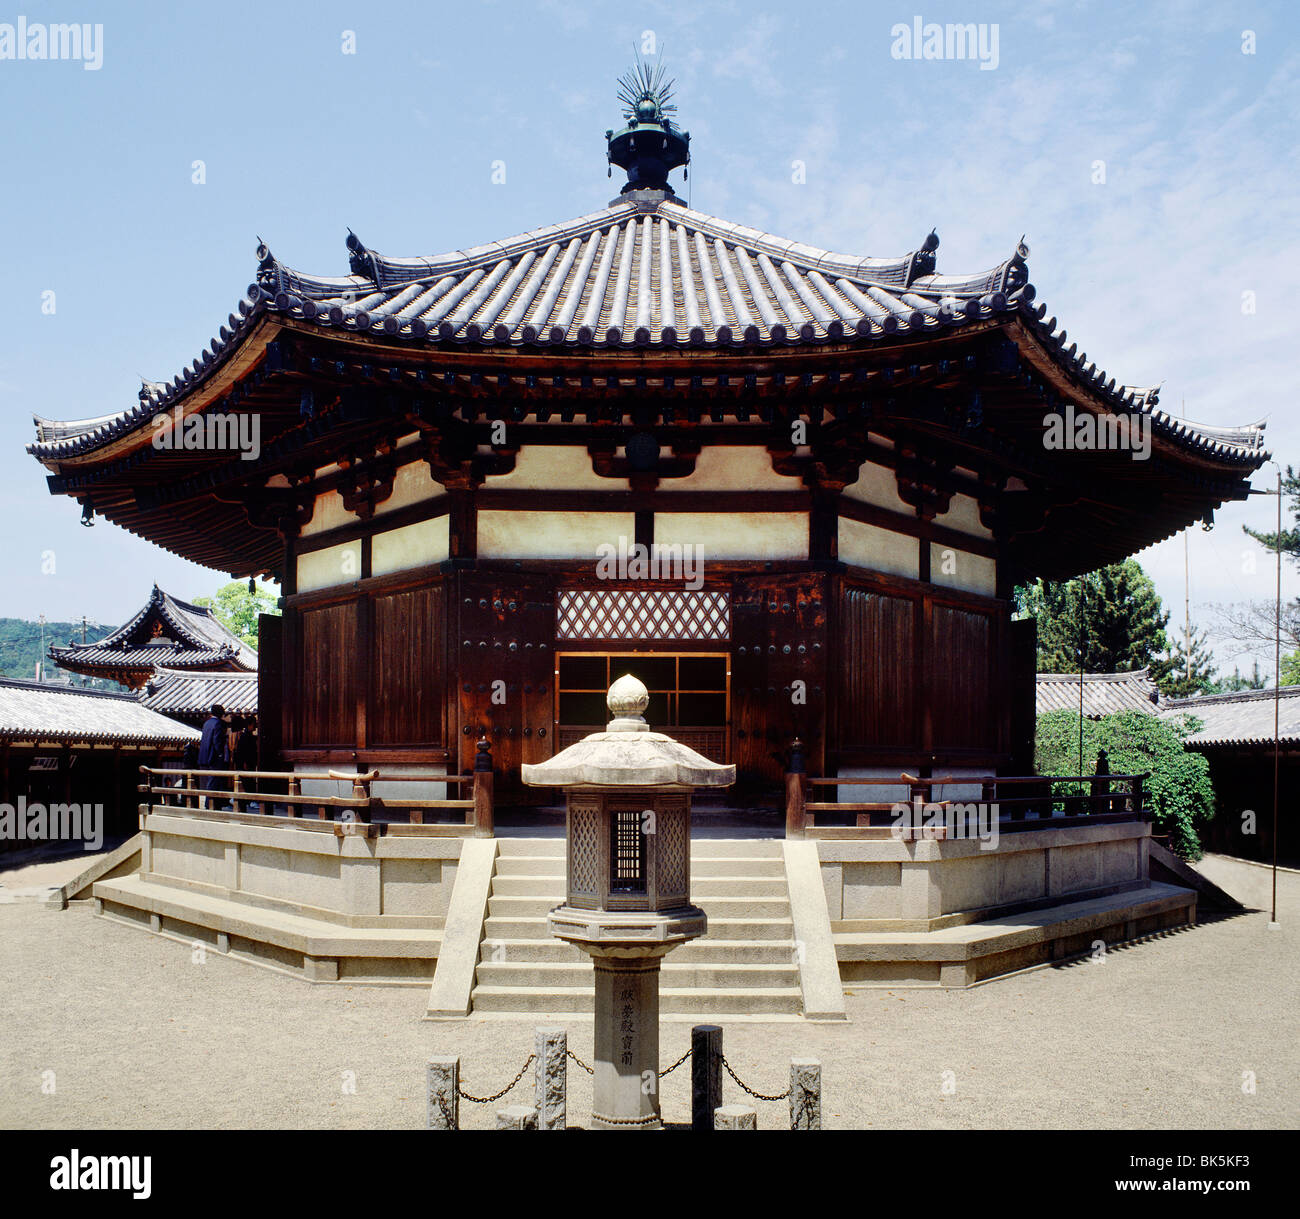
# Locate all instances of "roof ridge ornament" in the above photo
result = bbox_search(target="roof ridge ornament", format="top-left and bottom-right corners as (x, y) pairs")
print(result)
(346, 229), (380, 285)
(606, 52), (690, 197)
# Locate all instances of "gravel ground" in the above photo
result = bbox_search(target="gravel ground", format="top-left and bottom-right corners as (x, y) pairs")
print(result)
(0, 873), (1295, 1130)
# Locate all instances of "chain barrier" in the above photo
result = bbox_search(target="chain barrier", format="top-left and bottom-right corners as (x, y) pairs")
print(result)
(721, 1054), (790, 1102)
(659, 1047), (692, 1077)
(566, 1049), (594, 1076)
(457, 1053), (535, 1104)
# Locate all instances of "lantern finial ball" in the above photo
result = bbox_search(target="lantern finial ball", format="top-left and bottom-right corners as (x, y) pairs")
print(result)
(607, 673), (650, 721)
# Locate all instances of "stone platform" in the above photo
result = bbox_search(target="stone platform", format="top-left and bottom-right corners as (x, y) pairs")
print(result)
(85, 807), (1199, 1009)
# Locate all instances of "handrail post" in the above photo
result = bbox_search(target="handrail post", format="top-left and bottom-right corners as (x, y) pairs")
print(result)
(1132, 773), (1146, 820)
(785, 737), (806, 838)
(287, 775), (299, 818)
(981, 777), (997, 837)
(351, 772), (372, 824)
(232, 773), (244, 814)
(185, 769), (196, 810)
(473, 737), (494, 838)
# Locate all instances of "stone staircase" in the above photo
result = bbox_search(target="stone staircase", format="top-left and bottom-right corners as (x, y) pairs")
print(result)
(470, 838), (805, 1017)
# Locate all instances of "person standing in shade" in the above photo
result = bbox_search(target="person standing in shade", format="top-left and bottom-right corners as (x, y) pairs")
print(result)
(197, 703), (230, 808)
(234, 714), (260, 811)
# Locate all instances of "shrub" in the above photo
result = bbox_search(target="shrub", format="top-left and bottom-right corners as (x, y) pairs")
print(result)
(1034, 709), (1215, 860)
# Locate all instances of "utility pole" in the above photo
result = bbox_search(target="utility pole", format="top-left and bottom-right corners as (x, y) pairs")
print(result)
(1272, 467), (1281, 930)
(1182, 400), (1191, 684)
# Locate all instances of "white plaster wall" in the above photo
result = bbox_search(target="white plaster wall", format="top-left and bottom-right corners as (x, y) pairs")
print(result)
(484, 445), (627, 490)
(670, 446), (804, 491)
(935, 492), (993, 541)
(931, 767), (987, 804)
(654, 511), (809, 560)
(838, 518), (919, 579)
(833, 766), (911, 808)
(929, 544), (997, 596)
(296, 541), (361, 593)
(376, 461), (446, 517)
(477, 509), (635, 559)
(842, 461), (910, 513)
(371, 517), (450, 577)
(300, 489), (352, 537)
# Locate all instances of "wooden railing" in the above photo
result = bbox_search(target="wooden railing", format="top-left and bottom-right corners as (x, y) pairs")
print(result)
(138, 738), (496, 839)
(782, 739), (1149, 838)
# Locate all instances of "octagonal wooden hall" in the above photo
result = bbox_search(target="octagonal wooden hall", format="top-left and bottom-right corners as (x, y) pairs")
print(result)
(28, 67), (1266, 808)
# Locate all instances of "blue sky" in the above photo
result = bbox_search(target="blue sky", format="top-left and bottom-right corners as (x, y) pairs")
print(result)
(1, 0), (1297, 674)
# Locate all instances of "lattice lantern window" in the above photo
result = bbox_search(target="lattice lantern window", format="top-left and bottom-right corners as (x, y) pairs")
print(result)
(564, 791), (691, 913)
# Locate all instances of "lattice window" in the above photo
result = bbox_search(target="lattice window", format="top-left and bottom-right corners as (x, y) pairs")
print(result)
(610, 807), (647, 893)
(657, 808), (688, 898)
(569, 808), (600, 896)
(557, 589), (730, 641)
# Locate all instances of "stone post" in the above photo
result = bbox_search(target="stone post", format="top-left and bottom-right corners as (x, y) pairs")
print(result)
(592, 953), (665, 1129)
(790, 1057), (821, 1130)
(714, 1104), (757, 1130)
(496, 1104), (537, 1130)
(473, 737), (494, 837)
(427, 1056), (459, 1130)
(691, 1024), (723, 1133)
(535, 1025), (567, 1130)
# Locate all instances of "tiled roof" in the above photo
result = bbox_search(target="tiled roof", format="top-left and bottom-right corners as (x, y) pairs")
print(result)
(1162, 686), (1300, 748)
(0, 677), (199, 746)
(27, 191), (1266, 468)
(140, 667), (258, 719)
(1036, 669), (1161, 718)
(49, 585), (257, 674)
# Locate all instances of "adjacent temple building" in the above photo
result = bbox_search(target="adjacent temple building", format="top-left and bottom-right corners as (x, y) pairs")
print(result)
(49, 585), (258, 728)
(23, 64), (1270, 1005)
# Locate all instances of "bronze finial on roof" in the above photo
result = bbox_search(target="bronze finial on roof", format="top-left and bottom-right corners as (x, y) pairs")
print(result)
(606, 54), (690, 196)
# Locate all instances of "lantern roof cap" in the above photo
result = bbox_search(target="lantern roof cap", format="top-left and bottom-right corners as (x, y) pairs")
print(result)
(521, 675), (736, 788)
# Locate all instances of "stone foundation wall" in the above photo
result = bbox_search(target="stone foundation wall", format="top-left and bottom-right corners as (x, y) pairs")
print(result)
(818, 822), (1152, 932)
(140, 811), (463, 928)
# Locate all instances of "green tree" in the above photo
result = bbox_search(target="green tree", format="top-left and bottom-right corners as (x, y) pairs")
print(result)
(1160, 625), (1218, 698)
(1035, 709), (1215, 859)
(1243, 464), (1300, 558)
(1211, 662), (1267, 693)
(1017, 560), (1171, 678)
(192, 581), (280, 651)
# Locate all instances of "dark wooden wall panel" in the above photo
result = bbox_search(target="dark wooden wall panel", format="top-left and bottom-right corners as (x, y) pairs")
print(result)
(731, 572), (828, 784)
(835, 585), (916, 750)
(927, 604), (994, 751)
(298, 602), (357, 746)
(370, 584), (444, 746)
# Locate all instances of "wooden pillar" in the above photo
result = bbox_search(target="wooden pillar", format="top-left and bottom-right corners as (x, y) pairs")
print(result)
(785, 737), (806, 838)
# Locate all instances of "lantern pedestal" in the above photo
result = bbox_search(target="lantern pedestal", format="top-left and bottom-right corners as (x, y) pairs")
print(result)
(550, 909), (706, 1130)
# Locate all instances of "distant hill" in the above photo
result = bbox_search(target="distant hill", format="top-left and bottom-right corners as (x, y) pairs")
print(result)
(0, 618), (123, 689)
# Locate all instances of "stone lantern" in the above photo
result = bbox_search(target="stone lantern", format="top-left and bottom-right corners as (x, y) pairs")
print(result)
(521, 673), (735, 1129)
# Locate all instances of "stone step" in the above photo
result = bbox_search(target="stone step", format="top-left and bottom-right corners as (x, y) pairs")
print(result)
(475, 960), (802, 989)
(495, 837), (782, 859)
(495, 839), (566, 858)
(690, 856), (786, 878)
(694, 896), (791, 919)
(471, 985), (804, 1015)
(483, 914), (795, 942)
(478, 937), (797, 965)
(487, 874), (787, 899)
(691, 876), (789, 898)
(690, 840), (784, 859)
(493, 856), (567, 877)
(486, 893), (791, 919)
(488, 877), (566, 897)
